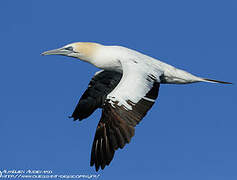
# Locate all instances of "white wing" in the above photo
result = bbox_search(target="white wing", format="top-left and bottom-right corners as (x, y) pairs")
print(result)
(108, 60), (162, 109)
(90, 60), (163, 171)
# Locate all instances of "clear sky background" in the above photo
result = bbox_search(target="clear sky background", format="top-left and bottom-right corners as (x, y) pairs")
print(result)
(0, 0), (236, 179)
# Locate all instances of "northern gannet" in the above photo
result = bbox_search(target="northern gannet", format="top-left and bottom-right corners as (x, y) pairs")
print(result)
(42, 42), (231, 171)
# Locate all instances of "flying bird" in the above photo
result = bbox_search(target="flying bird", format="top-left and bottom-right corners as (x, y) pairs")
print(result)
(42, 42), (231, 171)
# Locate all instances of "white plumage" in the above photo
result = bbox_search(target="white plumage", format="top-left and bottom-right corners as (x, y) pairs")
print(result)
(42, 42), (231, 171)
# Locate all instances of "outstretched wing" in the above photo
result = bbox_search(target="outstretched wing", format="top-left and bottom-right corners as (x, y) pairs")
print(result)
(70, 70), (122, 121)
(90, 61), (163, 171)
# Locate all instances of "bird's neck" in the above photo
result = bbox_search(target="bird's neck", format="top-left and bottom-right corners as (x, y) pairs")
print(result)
(87, 46), (123, 72)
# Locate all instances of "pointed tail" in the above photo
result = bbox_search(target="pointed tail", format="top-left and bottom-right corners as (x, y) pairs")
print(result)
(202, 78), (232, 84)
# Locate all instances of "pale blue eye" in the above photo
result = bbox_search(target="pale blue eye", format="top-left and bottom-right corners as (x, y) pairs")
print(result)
(64, 46), (73, 51)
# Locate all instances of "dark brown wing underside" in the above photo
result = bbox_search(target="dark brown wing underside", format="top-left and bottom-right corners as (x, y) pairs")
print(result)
(90, 82), (160, 171)
(70, 71), (122, 120)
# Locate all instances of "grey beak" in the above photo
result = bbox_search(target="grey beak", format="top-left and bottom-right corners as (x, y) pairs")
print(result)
(41, 48), (69, 56)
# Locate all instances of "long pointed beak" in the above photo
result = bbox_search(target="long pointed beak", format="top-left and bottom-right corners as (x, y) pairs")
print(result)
(41, 48), (68, 56)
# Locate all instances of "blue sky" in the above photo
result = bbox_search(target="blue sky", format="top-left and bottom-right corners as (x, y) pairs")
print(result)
(0, 0), (236, 179)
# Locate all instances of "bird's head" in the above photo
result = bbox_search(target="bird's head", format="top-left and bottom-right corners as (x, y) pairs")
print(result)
(41, 42), (102, 62)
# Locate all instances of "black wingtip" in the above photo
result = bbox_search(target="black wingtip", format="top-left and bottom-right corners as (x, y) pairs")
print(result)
(68, 115), (78, 121)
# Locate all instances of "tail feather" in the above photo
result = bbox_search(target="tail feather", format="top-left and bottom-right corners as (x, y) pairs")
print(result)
(202, 78), (232, 84)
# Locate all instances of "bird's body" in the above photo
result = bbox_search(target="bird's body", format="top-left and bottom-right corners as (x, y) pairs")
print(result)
(42, 42), (231, 171)
(77, 43), (202, 84)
